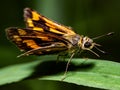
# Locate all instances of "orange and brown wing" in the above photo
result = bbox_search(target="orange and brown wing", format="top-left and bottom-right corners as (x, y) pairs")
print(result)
(24, 8), (76, 36)
(6, 27), (67, 56)
(6, 8), (77, 56)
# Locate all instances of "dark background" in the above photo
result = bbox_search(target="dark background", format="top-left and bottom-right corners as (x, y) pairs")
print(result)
(0, 0), (119, 90)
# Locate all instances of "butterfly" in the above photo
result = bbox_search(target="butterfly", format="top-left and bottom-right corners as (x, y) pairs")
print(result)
(6, 8), (113, 80)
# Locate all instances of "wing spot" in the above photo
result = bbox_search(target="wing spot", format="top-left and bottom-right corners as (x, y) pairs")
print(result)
(27, 18), (34, 27)
(13, 35), (22, 41)
(33, 27), (44, 32)
(23, 40), (40, 49)
(46, 23), (56, 29)
(32, 11), (40, 20)
(37, 36), (51, 41)
(49, 28), (64, 34)
(18, 29), (27, 35)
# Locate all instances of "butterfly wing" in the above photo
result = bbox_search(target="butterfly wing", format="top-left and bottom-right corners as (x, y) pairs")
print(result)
(6, 8), (78, 56)
(24, 8), (76, 36)
(6, 27), (68, 56)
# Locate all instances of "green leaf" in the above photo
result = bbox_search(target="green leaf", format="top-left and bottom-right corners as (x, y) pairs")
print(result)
(0, 58), (120, 90)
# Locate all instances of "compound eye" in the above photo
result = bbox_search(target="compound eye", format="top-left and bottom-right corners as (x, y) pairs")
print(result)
(84, 42), (92, 48)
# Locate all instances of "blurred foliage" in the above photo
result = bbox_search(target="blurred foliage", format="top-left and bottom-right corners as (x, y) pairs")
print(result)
(0, 58), (120, 90)
(0, 0), (119, 90)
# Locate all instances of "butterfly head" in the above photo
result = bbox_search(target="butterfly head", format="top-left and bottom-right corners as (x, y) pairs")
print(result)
(78, 32), (114, 57)
(80, 36), (94, 50)
(78, 36), (101, 57)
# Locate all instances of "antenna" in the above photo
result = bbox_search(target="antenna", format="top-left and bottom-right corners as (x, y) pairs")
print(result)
(88, 49), (100, 57)
(92, 32), (114, 40)
(94, 46), (106, 54)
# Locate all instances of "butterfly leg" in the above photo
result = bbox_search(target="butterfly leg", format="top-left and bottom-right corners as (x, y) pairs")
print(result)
(61, 52), (75, 81)
(17, 44), (57, 57)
